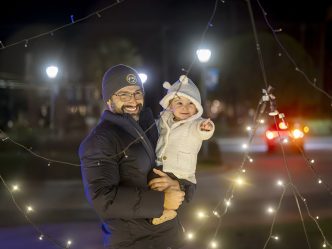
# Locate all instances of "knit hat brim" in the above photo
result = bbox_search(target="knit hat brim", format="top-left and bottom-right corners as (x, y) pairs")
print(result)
(102, 64), (143, 103)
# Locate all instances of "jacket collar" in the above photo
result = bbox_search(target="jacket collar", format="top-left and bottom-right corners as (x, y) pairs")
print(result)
(100, 109), (156, 162)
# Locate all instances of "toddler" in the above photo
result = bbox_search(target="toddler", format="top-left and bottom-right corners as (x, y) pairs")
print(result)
(152, 75), (215, 225)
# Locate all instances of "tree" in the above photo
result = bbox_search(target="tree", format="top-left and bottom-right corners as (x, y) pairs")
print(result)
(216, 32), (320, 117)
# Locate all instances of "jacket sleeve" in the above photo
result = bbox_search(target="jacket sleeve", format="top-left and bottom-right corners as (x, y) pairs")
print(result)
(79, 133), (164, 220)
(191, 118), (215, 140)
(148, 168), (197, 203)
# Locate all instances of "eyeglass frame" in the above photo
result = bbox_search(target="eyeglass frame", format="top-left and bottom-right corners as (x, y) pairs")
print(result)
(113, 90), (144, 102)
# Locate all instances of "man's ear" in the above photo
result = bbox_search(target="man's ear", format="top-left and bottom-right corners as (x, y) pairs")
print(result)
(106, 99), (113, 110)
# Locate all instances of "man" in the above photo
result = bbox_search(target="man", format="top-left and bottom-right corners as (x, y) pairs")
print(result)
(79, 64), (186, 249)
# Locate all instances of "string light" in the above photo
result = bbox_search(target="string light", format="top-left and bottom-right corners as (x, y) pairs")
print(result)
(213, 210), (220, 217)
(197, 210), (207, 219)
(235, 177), (244, 186)
(209, 240), (218, 248)
(242, 143), (248, 149)
(273, 28), (282, 32)
(39, 235), (44, 241)
(26, 205), (34, 213)
(12, 184), (20, 192)
(267, 206), (275, 214)
(318, 179), (323, 184)
(276, 180), (284, 187)
(272, 235), (279, 240)
(66, 240), (72, 247)
(246, 126), (252, 131)
(186, 232), (195, 240)
(259, 119), (265, 124)
(70, 14), (75, 23)
(310, 159), (315, 164)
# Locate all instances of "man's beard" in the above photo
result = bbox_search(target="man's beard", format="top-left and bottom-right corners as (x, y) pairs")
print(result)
(120, 104), (143, 121)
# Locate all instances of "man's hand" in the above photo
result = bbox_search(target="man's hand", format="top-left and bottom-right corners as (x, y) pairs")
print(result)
(148, 168), (180, 191)
(164, 189), (185, 210)
(200, 118), (213, 131)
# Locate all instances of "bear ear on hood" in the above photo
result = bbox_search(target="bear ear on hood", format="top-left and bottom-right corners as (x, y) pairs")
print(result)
(163, 81), (172, 89)
(179, 75), (189, 84)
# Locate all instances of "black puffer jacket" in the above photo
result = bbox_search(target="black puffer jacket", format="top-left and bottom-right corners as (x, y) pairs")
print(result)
(79, 109), (186, 249)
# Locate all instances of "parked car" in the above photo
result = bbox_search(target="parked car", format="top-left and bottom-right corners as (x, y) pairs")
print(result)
(264, 120), (308, 153)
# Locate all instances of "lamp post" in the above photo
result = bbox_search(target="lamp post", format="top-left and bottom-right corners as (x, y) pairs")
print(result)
(46, 65), (59, 131)
(196, 48), (211, 157)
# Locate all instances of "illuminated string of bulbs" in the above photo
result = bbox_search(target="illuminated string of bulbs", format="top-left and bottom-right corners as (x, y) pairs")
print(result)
(0, 174), (72, 249)
(181, 0), (332, 247)
(297, 146), (332, 196)
(183, 97), (268, 248)
(0, 0), (125, 50)
(183, 94), (332, 249)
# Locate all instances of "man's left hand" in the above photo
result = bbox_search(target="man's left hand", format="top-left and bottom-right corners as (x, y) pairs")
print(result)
(148, 168), (180, 191)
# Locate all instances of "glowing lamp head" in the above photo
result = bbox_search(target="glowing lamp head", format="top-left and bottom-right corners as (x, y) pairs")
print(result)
(196, 49), (211, 63)
(138, 73), (147, 84)
(46, 66), (59, 79)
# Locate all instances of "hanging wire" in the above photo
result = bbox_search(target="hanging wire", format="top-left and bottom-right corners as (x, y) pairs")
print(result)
(0, 0), (125, 50)
(255, 0), (332, 102)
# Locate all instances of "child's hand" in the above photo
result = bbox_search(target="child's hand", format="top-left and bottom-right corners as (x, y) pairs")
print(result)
(200, 118), (213, 131)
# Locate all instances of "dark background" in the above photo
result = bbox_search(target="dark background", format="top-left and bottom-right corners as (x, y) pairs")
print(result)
(0, 0), (331, 138)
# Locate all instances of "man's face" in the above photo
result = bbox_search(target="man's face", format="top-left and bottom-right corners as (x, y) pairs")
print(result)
(107, 85), (144, 121)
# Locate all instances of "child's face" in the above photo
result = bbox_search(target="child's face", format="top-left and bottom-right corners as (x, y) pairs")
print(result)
(169, 96), (198, 121)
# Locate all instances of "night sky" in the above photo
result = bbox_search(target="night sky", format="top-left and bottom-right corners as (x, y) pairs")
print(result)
(0, 0), (331, 112)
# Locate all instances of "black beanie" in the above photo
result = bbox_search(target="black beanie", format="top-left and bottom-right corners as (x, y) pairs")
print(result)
(101, 64), (143, 102)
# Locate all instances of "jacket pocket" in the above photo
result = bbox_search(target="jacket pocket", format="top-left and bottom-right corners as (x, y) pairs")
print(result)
(177, 152), (195, 175)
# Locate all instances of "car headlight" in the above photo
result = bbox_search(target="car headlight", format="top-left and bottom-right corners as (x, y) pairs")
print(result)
(291, 129), (304, 139)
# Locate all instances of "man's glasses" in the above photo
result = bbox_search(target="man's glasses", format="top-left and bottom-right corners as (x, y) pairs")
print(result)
(113, 91), (144, 102)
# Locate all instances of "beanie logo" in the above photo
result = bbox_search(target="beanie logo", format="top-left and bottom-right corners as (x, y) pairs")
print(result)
(126, 74), (137, 84)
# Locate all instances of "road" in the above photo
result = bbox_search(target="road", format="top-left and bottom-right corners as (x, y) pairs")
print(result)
(0, 136), (331, 249)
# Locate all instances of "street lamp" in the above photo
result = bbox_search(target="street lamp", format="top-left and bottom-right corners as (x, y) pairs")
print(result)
(196, 48), (211, 157)
(46, 66), (58, 79)
(46, 65), (59, 131)
(196, 49), (211, 63)
(138, 73), (148, 84)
